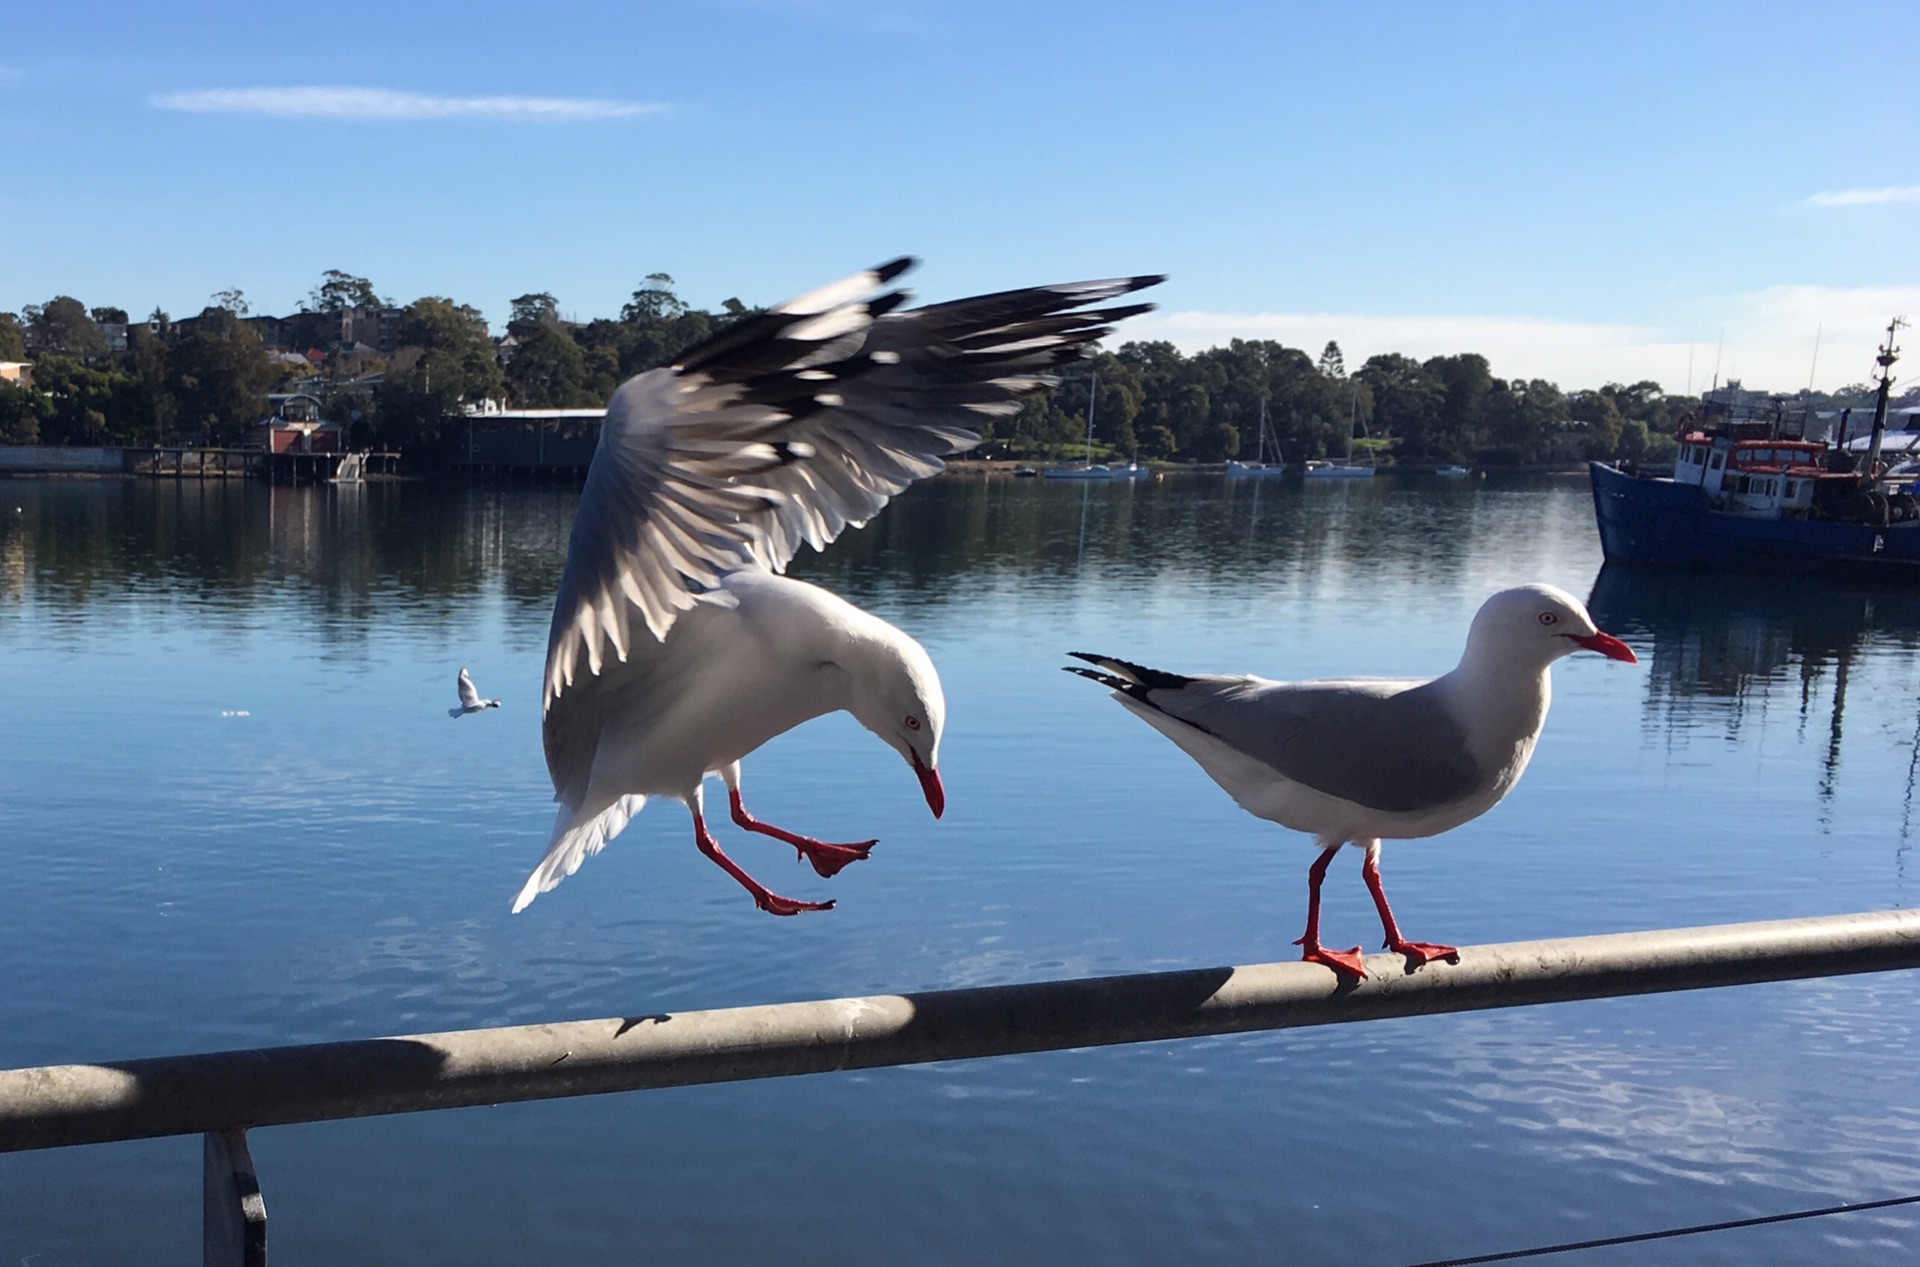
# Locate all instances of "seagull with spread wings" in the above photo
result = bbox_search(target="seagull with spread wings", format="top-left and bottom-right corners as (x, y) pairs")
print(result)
(513, 258), (1161, 915)
(450, 667), (501, 718)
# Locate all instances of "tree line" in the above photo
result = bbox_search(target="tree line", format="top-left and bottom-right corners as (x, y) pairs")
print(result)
(2, 271), (1902, 465)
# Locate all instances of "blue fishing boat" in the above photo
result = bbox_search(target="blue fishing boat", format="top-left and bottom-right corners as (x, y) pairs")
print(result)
(1590, 319), (1920, 577)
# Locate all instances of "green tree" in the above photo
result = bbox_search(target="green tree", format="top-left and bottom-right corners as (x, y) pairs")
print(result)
(1317, 340), (1345, 379)
(0, 379), (50, 443)
(374, 297), (504, 453)
(1358, 353), (1445, 459)
(621, 273), (686, 323)
(322, 381), (380, 447)
(31, 356), (148, 444)
(1168, 381), (1213, 457)
(1423, 353), (1494, 458)
(1617, 418), (1653, 462)
(126, 324), (177, 442)
(606, 273), (717, 377)
(306, 271), (383, 312)
(505, 321), (592, 407)
(0, 313), (24, 361)
(1193, 421), (1241, 462)
(1569, 388), (1626, 458)
(1601, 380), (1695, 440)
(169, 308), (274, 443)
(1482, 378), (1567, 461)
(507, 292), (561, 337)
(24, 297), (106, 360)
(209, 288), (250, 316)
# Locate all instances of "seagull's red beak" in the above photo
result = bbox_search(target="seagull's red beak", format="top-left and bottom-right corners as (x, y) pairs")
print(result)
(1571, 630), (1638, 664)
(910, 749), (945, 819)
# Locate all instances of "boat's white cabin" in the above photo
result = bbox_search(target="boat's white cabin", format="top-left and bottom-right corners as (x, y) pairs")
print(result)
(1672, 435), (1823, 516)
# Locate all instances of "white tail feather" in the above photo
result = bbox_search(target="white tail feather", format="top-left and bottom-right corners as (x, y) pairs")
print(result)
(510, 794), (647, 913)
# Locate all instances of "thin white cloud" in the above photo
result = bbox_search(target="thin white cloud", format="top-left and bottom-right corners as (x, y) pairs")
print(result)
(1129, 284), (1920, 394)
(151, 86), (665, 122)
(1807, 184), (1920, 207)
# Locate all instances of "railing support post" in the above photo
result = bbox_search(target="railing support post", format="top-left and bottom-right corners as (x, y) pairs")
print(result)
(203, 1128), (266, 1267)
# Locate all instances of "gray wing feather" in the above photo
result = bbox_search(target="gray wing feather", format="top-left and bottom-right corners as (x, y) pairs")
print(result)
(1145, 676), (1482, 813)
(545, 260), (1161, 712)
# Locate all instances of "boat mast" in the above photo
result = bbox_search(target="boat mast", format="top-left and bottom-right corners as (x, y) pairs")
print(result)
(1084, 371), (1099, 466)
(1862, 316), (1907, 482)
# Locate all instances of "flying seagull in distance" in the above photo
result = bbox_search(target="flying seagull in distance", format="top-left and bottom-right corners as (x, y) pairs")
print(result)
(513, 257), (1163, 916)
(451, 667), (502, 718)
(1067, 583), (1637, 978)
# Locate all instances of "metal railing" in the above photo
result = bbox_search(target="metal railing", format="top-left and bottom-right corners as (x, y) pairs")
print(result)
(6, 910), (1920, 1266)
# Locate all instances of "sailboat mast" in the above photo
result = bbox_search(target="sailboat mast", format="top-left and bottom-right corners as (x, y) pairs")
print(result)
(1085, 371), (1099, 464)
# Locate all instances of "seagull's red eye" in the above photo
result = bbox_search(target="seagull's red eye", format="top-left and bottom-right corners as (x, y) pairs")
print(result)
(904, 715), (921, 731)
(1538, 612), (1559, 626)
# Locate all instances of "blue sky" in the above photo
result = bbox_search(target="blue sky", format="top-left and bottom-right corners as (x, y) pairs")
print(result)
(6, 0), (1917, 391)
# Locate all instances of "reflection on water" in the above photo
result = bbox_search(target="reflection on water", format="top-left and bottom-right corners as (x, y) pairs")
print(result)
(3, 473), (1920, 1265)
(1589, 564), (1920, 839)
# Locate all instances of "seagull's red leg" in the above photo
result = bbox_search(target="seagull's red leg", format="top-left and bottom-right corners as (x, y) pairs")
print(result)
(1361, 845), (1457, 968)
(1293, 844), (1366, 978)
(694, 812), (834, 916)
(728, 789), (875, 879)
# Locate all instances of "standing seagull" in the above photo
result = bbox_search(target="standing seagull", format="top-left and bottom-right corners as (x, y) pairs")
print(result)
(513, 258), (1161, 915)
(451, 667), (502, 718)
(1066, 584), (1637, 977)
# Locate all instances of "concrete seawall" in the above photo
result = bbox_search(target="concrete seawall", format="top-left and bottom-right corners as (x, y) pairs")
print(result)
(0, 446), (130, 475)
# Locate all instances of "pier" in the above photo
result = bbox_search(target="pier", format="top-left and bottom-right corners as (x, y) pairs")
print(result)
(0, 446), (399, 483)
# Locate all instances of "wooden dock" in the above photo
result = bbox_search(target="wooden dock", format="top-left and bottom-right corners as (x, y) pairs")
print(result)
(127, 448), (400, 484)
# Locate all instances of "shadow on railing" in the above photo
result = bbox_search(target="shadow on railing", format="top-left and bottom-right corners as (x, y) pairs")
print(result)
(6, 910), (1919, 1266)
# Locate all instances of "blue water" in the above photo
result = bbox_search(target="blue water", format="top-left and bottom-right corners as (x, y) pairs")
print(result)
(5, 472), (1920, 1265)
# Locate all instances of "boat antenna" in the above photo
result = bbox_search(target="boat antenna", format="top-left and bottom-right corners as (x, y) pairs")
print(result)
(1807, 322), (1823, 392)
(1710, 328), (1724, 394)
(1861, 316), (1907, 481)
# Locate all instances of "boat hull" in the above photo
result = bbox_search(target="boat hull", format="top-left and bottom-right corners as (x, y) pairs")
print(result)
(1589, 461), (1920, 577)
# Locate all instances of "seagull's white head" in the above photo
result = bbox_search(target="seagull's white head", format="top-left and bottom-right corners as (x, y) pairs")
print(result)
(1464, 583), (1638, 670)
(846, 627), (947, 819)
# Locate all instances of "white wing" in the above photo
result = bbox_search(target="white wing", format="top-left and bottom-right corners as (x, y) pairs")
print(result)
(456, 667), (481, 711)
(544, 258), (1161, 711)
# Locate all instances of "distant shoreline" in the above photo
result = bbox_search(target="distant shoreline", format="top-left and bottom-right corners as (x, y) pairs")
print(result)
(0, 445), (1593, 481)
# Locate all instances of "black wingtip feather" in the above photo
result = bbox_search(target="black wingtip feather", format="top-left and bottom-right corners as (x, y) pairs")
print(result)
(865, 289), (911, 320)
(1066, 652), (1196, 692)
(1065, 656), (1216, 735)
(1088, 301), (1157, 324)
(874, 257), (916, 284)
(1062, 664), (1167, 716)
(1063, 665), (1129, 691)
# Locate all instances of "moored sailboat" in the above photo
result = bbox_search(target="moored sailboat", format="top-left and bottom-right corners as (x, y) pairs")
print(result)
(1303, 386), (1377, 479)
(1225, 398), (1286, 478)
